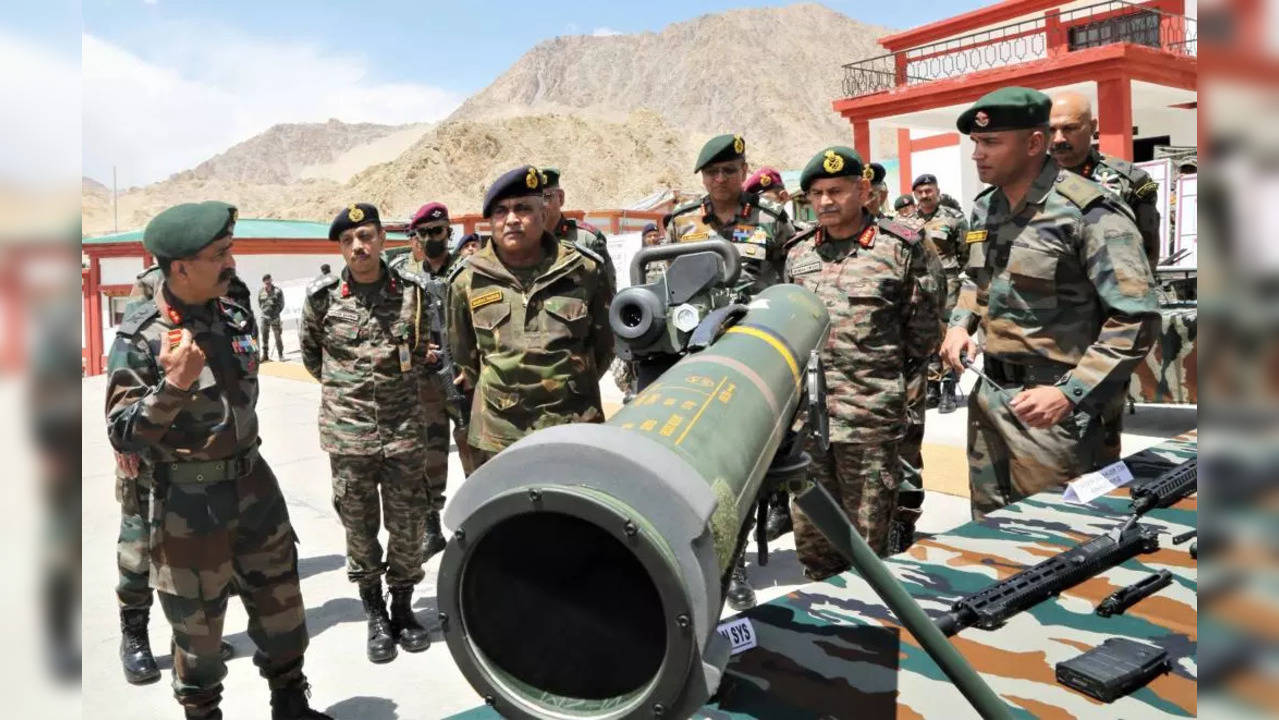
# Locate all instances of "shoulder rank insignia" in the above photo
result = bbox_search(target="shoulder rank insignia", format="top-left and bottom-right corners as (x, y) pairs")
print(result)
(1135, 180), (1158, 200)
(857, 224), (876, 249)
(965, 230), (988, 244)
(470, 289), (503, 310)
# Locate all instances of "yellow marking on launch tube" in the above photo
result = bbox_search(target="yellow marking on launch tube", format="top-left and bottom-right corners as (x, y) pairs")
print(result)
(640, 419), (657, 432)
(718, 382), (736, 404)
(724, 325), (800, 386)
(659, 414), (684, 437)
(675, 375), (728, 446)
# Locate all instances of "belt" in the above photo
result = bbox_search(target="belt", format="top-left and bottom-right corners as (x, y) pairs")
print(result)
(983, 357), (1072, 387)
(156, 447), (259, 485)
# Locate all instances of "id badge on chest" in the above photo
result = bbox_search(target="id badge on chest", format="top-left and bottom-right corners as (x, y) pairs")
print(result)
(398, 344), (412, 373)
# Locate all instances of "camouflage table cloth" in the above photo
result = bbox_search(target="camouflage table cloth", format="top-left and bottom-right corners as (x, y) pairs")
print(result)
(1129, 303), (1196, 404)
(450, 434), (1197, 719)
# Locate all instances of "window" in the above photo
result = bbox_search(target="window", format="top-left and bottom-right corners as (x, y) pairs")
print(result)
(1068, 11), (1161, 51)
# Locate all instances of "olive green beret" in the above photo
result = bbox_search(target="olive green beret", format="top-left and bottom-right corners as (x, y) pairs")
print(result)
(694, 134), (746, 173)
(799, 146), (868, 192)
(540, 167), (560, 188)
(143, 201), (237, 259)
(867, 162), (887, 185)
(956, 86), (1052, 134)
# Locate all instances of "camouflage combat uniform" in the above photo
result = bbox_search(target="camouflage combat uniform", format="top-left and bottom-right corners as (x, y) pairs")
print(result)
(105, 283), (309, 717)
(447, 233), (614, 466)
(115, 269), (255, 620)
(667, 192), (795, 297)
(1064, 148), (1163, 462)
(554, 215), (615, 290)
(299, 262), (434, 589)
(784, 215), (941, 574)
(951, 159), (1160, 519)
(257, 284), (285, 361)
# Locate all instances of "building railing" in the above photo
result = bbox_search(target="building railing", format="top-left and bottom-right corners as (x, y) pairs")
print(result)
(841, 0), (1197, 98)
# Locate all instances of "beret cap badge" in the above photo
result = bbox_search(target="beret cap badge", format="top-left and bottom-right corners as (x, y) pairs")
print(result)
(822, 149), (844, 174)
(862, 165), (875, 180)
(347, 204), (364, 223)
(732, 135), (745, 154)
(759, 173), (772, 187)
(525, 168), (540, 189)
(974, 110), (990, 128)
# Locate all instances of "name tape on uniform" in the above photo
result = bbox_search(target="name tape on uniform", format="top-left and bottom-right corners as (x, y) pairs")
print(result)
(1063, 460), (1135, 505)
(965, 230), (988, 244)
(715, 616), (758, 655)
(470, 289), (503, 310)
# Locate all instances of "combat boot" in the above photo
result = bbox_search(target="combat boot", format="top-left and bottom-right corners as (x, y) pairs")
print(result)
(764, 494), (792, 541)
(270, 684), (334, 720)
(388, 586), (432, 652)
(119, 608), (160, 684)
(422, 510), (446, 562)
(358, 580), (397, 663)
(939, 378), (957, 414)
(725, 556), (756, 611)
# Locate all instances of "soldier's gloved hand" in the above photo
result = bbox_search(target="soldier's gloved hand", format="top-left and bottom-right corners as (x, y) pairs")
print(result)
(940, 326), (978, 374)
(115, 451), (140, 479)
(1009, 386), (1074, 428)
(160, 328), (206, 391)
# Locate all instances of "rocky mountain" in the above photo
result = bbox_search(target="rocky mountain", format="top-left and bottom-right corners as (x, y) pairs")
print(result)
(173, 119), (431, 185)
(82, 3), (892, 234)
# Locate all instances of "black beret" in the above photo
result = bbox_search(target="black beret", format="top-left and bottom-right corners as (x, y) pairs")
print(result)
(641, 222), (658, 235)
(694, 134), (746, 173)
(452, 232), (481, 252)
(329, 203), (381, 241)
(482, 165), (545, 218)
(912, 173), (938, 189)
(956, 86), (1052, 134)
(867, 163), (886, 185)
(143, 201), (237, 259)
(894, 194), (916, 210)
(799, 146), (868, 192)
(541, 167), (561, 188)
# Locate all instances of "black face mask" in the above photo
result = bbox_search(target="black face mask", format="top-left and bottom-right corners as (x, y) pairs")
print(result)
(425, 239), (447, 257)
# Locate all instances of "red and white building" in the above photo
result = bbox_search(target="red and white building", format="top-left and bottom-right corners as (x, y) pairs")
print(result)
(835, 0), (1197, 206)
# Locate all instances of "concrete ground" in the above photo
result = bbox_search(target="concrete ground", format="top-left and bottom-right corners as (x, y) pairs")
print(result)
(81, 351), (1196, 720)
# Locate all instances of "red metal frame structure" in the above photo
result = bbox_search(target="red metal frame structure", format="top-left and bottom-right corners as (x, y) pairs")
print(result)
(833, 0), (1197, 195)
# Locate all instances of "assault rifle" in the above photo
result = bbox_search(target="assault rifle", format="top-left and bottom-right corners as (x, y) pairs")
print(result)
(1130, 458), (1197, 515)
(934, 522), (1160, 636)
(423, 276), (470, 428)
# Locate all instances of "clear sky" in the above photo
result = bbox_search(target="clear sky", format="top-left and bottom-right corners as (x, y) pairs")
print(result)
(60, 1), (990, 187)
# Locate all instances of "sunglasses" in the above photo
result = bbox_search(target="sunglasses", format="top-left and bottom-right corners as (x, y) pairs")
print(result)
(413, 226), (449, 239)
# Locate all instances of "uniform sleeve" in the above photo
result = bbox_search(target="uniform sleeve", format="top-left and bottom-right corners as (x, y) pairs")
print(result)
(447, 274), (479, 387)
(952, 213), (971, 271)
(1056, 205), (1161, 408)
(104, 333), (194, 452)
(299, 294), (323, 380)
(901, 242), (943, 362)
(588, 263), (616, 379)
(592, 229), (617, 291)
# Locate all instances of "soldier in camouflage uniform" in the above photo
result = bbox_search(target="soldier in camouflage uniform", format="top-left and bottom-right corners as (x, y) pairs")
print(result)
(447, 165), (614, 468)
(785, 146), (941, 576)
(911, 173), (970, 413)
(300, 203), (434, 664)
(940, 87), (1160, 520)
(1050, 91), (1163, 462)
(893, 193), (916, 218)
(114, 266), (243, 686)
(399, 201), (472, 557)
(541, 167), (615, 290)
(256, 274), (285, 361)
(105, 202), (329, 720)
(668, 134), (795, 298)
(669, 135), (795, 606)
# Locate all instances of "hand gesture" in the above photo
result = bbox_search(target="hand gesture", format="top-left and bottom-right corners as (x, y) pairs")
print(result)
(159, 329), (206, 391)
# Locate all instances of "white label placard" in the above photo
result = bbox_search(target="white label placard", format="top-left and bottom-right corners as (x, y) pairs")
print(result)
(1063, 461), (1136, 504)
(716, 616), (758, 655)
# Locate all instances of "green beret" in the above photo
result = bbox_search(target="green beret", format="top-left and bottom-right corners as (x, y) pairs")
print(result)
(799, 146), (867, 192)
(143, 201), (237, 259)
(867, 162), (887, 185)
(694, 133), (746, 173)
(956, 86), (1051, 134)
(541, 167), (560, 188)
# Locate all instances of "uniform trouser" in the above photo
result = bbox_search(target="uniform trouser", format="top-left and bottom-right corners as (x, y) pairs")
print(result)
(329, 451), (428, 588)
(966, 377), (1108, 521)
(150, 460), (309, 716)
(1098, 389), (1127, 463)
(928, 275), (963, 386)
(116, 508), (153, 610)
(418, 380), (452, 511)
(258, 316), (284, 359)
(791, 439), (902, 580)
